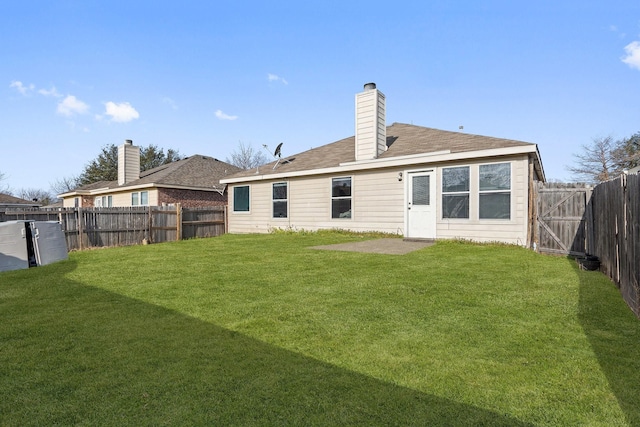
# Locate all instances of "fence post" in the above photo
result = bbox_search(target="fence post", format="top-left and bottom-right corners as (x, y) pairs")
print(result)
(148, 205), (153, 243)
(176, 203), (182, 241)
(77, 207), (84, 250)
(224, 205), (228, 234)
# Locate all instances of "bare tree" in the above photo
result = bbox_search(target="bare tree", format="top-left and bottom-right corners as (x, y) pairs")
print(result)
(0, 170), (10, 194)
(226, 142), (269, 170)
(16, 188), (54, 206)
(50, 175), (82, 195)
(567, 136), (618, 184)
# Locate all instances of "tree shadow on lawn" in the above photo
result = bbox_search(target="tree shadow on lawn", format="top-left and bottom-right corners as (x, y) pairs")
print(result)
(577, 261), (640, 426)
(1, 262), (533, 426)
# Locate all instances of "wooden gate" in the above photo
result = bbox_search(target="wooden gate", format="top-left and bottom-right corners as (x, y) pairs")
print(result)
(535, 182), (592, 256)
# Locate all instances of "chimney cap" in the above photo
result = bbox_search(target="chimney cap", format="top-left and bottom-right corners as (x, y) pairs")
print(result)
(124, 139), (133, 145)
(363, 82), (377, 91)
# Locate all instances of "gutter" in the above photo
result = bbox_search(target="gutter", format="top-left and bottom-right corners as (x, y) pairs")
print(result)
(221, 145), (541, 184)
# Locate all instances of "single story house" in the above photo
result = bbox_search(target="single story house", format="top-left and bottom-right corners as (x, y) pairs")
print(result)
(220, 83), (545, 246)
(0, 193), (41, 209)
(59, 140), (242, 208)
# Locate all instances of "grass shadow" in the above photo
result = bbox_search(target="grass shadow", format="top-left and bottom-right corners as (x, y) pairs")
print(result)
(577, 260), (640, 426)
(1, 262), (533, 426)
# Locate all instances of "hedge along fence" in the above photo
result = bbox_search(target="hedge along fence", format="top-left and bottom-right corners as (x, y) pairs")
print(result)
(590, 173), (640, 318)
(0, 205), (226, 251)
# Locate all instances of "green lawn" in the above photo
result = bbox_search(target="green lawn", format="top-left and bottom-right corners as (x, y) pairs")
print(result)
(1, 232), (639, 426)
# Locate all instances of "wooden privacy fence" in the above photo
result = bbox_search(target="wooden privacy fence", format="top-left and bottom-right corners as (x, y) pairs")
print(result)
(535, 176), (640, 318)
(0, 205), (226, 251)
(589, 174), (640, 317)
(535, 182), (593, 256)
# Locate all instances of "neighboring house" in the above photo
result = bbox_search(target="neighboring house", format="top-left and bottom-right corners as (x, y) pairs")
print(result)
(221, 83), (546, 246)
(0, 193), (41, 209)
(59, 140), (243, 208)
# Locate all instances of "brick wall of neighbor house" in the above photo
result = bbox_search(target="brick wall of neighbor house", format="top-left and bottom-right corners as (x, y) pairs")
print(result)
(158, 188), (227, 207)
(82, 196), (95, 207)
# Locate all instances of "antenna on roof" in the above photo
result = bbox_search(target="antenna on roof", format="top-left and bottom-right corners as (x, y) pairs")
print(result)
(263, 142), (285, 170)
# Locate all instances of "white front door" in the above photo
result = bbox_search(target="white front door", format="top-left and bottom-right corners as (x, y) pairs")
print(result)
(407, 171), (436, 239)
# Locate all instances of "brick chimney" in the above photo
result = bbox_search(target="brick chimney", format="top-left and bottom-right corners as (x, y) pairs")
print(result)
(118, 139), (140, 185)
(355, 83), (386, 161)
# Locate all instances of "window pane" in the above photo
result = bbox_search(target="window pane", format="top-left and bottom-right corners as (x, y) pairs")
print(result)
(442, 167), (469, 192)
(480, 192), (510, 219)
(234, 186), (250, 212)
(442, 194), (469, 219)
(480, 163), (510, 191)
(107, 196), (112, 207)
(332, 199), (351, 218)
(412, 175), (430, 205)
(273, 183), (287, 200)
(273, 201), (287, 218)
(332, 177), (351, 197)
(140, 191), (148, 205)
(131, 193), (139, 206)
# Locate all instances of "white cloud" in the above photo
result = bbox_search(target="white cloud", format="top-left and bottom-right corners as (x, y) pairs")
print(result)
(268, 73), (288, 85)
(215, 109), (238, 120)
(9, 80), (35, 95)
(622, 41), (640, 70)
(104, 101), (140, 122)
(162, 97), (178, 110)
(38, 86), (62, 97)
(57, 95), (89, 116)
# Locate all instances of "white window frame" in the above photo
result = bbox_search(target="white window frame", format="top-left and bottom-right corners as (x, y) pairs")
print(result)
(95, 195), (113, 208)
(331, 176), (352, 219)
(478, 162), (511, 220)
(441, 166), (470, 219)
(272, 182), (288, 219)
(131, 191), (149, 206)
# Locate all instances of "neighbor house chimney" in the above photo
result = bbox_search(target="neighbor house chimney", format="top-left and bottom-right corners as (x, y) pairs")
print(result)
(118, 139), (140, 185)
(355, 82), (386, 161)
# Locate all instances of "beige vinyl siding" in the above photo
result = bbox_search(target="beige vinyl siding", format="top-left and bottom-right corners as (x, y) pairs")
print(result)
(228, 168), (406, 234)
(111, 189), (158, 207)
(62, 189), (159, 208)
(229, 182), (271, 233)
(355, 88), (386, 161)
(227, 155), (533, 245)
(348, 169), (404, 233)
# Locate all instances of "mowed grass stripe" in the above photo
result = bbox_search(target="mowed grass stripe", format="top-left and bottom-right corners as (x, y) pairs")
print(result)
(1, 231), (638, 425)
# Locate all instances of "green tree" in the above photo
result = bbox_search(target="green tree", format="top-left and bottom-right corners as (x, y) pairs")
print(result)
(78, 144), (185, 186)
(612, 132), (640, 172)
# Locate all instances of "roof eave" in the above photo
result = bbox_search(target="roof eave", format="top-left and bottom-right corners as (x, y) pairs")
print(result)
(221, 145), (540, 184)
(60, 182), (226, 198)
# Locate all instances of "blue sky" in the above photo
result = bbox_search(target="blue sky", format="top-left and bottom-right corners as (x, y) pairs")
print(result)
(2, 1), (639, 193)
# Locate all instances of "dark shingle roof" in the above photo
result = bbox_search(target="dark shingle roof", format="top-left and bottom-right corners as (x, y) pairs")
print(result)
(73, 155), (242, 192)
(0, 193), (41, 206)
(226, 122), (536, 179)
